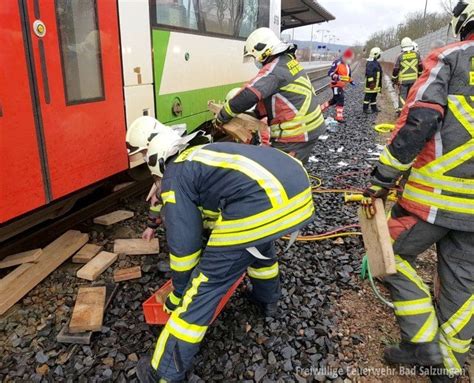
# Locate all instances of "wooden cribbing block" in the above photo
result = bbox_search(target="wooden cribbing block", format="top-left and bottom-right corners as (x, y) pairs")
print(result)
(208, 102), (262, 143)
(0, 249), (42, 269)
(76, 251), (118, 281)
(69, 286), (106, 333)
(358, 199), (396, 278)
(113, 266), (142, 282)
(113, 239), (159, 255)
(72, 244), (103, 264)
(0, 263), (34, 292)
(0, 231), (89, 315)
(93, 210), (134, 226)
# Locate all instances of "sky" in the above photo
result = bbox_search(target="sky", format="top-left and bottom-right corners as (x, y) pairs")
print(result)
(289, 0), (446, 46)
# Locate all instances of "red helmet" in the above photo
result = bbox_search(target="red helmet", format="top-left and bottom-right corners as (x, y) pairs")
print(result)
(342, 48), (355, 61)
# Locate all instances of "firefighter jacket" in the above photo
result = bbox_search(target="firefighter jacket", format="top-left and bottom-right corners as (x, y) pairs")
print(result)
(160, 142), (315, 294)
(374, 37), (474, 232)
(392, 50), (423, 85)
(218, 49), (324, 143)
(365, 59), (383, 93)
(328, 58), (352, 89)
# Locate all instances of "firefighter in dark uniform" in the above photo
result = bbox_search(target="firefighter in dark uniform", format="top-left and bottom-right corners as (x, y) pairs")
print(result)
(392, 37), (423, 113)
(216, 27), (325, 164)
(363, 47), (383, 114)
(136, 127), (315, 382)
(362, 2), (474, 381)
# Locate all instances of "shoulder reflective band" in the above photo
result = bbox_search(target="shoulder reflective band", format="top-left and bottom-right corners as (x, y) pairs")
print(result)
(161, 191), (176, 205)
(170, 249), (201, 272)
(191, 149), (288, 207)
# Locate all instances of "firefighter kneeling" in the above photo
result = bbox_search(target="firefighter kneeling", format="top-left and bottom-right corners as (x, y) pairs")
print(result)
(136, 127), (315, 382)
(362, 2), (474, 381)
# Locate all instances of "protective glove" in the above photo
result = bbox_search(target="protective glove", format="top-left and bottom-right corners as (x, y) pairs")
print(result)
(368, 82), (376, 90)
(164, 291), (182, 314)
(361, 185), (389, 219)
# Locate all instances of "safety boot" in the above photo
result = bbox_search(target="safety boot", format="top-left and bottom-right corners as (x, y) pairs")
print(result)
(245, 291), (279, 317)
(371, 105), (380, 113)
(363, 107), (370, 114)
(429, 371), (456, 383)
(384, 341), (443, 366)
(136, 357), (181, 383)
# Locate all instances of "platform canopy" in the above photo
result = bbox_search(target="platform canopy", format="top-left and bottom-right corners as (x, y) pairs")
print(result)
(281, 0), (335, 30)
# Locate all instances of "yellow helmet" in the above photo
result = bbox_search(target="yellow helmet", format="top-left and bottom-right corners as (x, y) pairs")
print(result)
(451, 0), (474, 39)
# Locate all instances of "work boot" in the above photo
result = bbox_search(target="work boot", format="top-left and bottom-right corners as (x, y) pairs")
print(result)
(429, 370), (456, 383)
(245, 291), (279, 317)
(384, 341), (443, 366)
(371, 105), (380, 113)
(363, 108), (371, 114)
(136, 357), (180, 383)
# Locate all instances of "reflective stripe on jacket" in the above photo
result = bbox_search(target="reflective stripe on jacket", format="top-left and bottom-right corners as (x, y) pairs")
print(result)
(220, 52), (324, 143)
(379, 38), (474, 231)
(160, 142), (314, 256)
(365, 59), (383, 93)
(392, 51), (423, 84)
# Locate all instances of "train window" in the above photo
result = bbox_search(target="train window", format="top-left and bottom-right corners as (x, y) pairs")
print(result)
(56, 0), (104, 104)
(150, 0), (199, 30)
(151, 0), (270, 39)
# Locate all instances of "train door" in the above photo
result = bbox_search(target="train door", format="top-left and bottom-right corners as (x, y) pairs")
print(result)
(0, 2), (47, 222)
(25, 0), (129, 199)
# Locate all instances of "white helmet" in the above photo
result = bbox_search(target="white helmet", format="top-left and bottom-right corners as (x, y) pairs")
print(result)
(451, 0), (474, 39)
(244, 28), (289, 63)
(146, 128), (206, 177)
(369, 47), (382, 60)
(126, 116), (167, 155)
(401, 37), (414, 51)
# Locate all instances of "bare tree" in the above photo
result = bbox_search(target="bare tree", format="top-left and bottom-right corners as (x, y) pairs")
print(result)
(440, 0), (455, 15)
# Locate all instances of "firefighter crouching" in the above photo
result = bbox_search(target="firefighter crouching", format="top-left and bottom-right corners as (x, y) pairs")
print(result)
(362, 2), (474, 381)
(136, 126), (315, 382)
(392, 37), (423, 113)
(321, 48), (356, 124)
(216, 27), (325, 164)
(363, 47), (383, 114)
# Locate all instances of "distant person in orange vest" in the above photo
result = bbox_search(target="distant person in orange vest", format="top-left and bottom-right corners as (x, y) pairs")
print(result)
(321, 48), (355, 123)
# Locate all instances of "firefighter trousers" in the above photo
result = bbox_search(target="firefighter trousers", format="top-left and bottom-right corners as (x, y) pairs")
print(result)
(363, 92), (378, 111)
(151, 241), (280, 381)
(386, 203), (474, 375)
(398, 83), (413, 111)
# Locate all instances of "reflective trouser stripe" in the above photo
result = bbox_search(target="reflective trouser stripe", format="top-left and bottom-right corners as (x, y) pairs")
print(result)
(379, 146), (412, 171)
(270, 108), (324, 138)
(151, 328), (171, 369)
(167, 315), (207, 343)
(247, 262), (279, 280)
(151, 273), (209, 370)
(170, 250), (201, 272)
(439, 296), (474, 374)
(393, 256), (438, 342)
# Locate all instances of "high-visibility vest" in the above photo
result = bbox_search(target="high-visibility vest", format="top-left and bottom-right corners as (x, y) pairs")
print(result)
(399, 94), (474, 227)
(399, 52), (420, 84)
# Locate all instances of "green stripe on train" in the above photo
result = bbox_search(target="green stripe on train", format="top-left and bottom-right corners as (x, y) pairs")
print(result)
(152, 29), (244, 132)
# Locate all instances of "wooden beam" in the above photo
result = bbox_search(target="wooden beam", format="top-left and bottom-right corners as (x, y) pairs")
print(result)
(0, 263), (34, 292)
(358, 199), (396, 278)
(113, 239), (159, 255)
(0, 231), (89, 315)
(93, 210), (134, 226)
(208, 102), (262, 143)
(76, 251), (118, 281)
(113, 266), (142, 282)
(72, 244), (103, 264)
(69, 286), (106, 333)
(0, 249), (42, 269)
